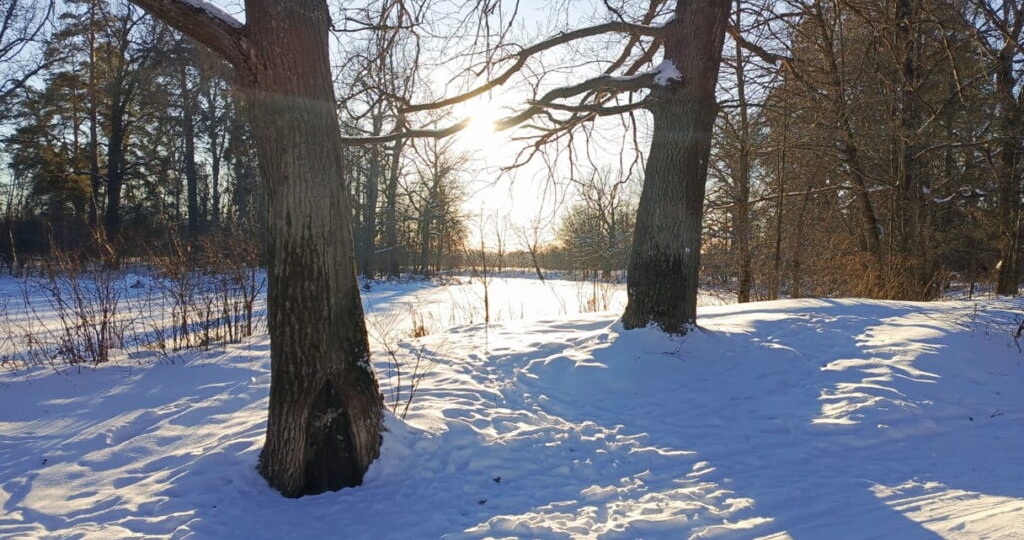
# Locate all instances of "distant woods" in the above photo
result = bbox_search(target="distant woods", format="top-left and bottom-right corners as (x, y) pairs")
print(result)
(0, 0), (1020, 299)
(0, 0), (468, 275)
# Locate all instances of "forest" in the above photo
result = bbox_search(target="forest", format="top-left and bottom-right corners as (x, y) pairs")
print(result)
(1, 0), (1019, 302)
(0, 0), (1022, 533)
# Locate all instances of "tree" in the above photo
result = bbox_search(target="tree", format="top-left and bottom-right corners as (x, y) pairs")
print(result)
(969, 0), (1023, 295)
(616, 0), (731, 332)
(359, 0), (735, 333)
(0, 0), (56, 117)
(126, 0), (383, 497)
(557, 169), (636, 279)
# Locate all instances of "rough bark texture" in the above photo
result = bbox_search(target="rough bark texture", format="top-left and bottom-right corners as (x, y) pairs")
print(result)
(622, 0), (731, 333)
(244, 0), (383, 497)
(127, 0), (385, 498)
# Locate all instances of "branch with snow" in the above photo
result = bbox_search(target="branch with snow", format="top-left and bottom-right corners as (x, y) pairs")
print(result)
(128, 0), (249, 69)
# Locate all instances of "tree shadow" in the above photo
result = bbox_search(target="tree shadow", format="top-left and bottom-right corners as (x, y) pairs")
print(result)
(1, 300), (1020, 538)
(508, 299), (1023, 538)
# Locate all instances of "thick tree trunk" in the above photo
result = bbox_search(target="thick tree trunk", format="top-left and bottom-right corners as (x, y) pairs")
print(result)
(132, 0), (385, 497)
(240, 0), (383, 497)
(622, 0), (730, 333)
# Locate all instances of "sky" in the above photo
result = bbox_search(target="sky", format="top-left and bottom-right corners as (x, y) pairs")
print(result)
(185, 0), (656, 247)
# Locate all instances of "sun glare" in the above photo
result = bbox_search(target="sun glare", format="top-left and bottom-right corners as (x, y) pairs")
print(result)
(459, 101), (504, 148)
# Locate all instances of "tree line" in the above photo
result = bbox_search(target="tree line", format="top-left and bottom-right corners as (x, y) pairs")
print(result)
(0, 0), (468, 276)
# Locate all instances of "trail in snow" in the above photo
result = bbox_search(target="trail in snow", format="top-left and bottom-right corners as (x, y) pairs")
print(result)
(0, 279), (1022, 539)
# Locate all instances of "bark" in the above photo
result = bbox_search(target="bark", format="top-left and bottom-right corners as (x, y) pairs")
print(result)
(181, 56), (202, 236)
(128, 0), (384, 497)
(731, 5), (753, 303)
(246, 0), (383, 497)
(995, 46), (1022, 296)
(622, 0), (731, 333)
(381, 135), (403, 277)
(103, 100), (127, 235)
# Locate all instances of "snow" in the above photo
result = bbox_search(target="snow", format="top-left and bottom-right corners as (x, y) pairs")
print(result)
(652, 60), (682, 86)
(604, 60), (682, 87)
(182, 0), (243, 29)
(1, 277), (1023, 539)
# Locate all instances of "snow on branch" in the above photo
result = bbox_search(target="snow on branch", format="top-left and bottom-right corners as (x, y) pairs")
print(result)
(128, 0), (249, 68)
(180, 0), (242, 28)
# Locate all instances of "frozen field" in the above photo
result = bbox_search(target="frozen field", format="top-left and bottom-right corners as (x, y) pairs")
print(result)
(1, 276), (1022, 539)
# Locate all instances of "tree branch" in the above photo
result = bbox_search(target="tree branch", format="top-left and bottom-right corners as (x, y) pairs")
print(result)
(343, 70), (655, 145)
(727, 25), (790, 65)
(402, 20), (666, 113)
(127, 0), (249, 69)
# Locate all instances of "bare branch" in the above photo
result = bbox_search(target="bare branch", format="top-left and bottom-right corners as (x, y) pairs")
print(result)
(402, 20), (666, 113)
(343, 69), (655, 146)
(127, 0), (249, 69)
(727, 24), (789, 65)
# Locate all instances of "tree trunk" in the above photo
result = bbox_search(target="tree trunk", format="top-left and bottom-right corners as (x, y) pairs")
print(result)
(358, 114), (383, 278)
(87, 6), (102, 231)
(995, 46), (1022, 296)
(381, 117), (405, 278)
(181, 57), (202, 237)
(622, 0), (730, 333)
(104, 101), (127, 236)
(127, 0), (385, 498)
(810, 0), (882, 261)
(244, 1), (383, 497)
(731, 8), (753, 303)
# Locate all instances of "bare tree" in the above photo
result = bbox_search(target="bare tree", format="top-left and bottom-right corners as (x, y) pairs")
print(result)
(0, 0), (56, 115)
(353, 0), (737, 333)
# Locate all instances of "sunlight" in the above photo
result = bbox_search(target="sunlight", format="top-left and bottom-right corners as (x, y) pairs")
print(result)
(458, 100), (504, 151)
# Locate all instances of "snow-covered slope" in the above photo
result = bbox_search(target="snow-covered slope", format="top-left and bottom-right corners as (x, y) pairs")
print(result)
(1, 280), (1022, 539)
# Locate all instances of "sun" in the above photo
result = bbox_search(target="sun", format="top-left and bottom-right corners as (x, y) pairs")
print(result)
(458, 100), (505, 150)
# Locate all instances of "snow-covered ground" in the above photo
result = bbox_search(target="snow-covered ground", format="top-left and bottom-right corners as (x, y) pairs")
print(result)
(1, 277), (1022, 539)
